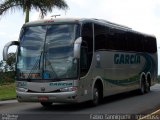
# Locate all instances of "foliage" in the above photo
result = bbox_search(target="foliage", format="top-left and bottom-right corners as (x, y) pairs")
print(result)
(0, 71), (15, 85)
(0, 52), (16, 72)
(0, 0), (68, 23)
(0, 52), (16, 85)
(6, 52), (16, 71)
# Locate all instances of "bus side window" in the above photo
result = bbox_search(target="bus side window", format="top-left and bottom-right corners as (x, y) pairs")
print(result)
(94, 24), (106, 50)
(81, 23), (93, 77)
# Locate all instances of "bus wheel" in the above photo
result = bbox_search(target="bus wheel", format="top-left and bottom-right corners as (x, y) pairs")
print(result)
(145, 80), (150, 93)
(41, 102), (52, 107)
(91, 86), (100, 106)
(140, 79), (145, 94)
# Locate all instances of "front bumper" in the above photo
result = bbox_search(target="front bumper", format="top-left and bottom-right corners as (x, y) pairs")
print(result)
(16, 91), (79, 103)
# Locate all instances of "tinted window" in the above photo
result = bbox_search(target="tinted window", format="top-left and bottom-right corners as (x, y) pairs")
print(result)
(108, 28), (126, 50)
(81, 23), (93, 77)
(143, 36), (157, 53)
(94, 24), (107, 50)
(82, 23), (93, 53)
(94, 23), (157, 53)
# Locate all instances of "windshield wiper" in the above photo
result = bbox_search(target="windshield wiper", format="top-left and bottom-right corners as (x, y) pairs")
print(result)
(27, 51), (43, 80)
(44, 55), (58, 79)
(27, 51), (59, 80)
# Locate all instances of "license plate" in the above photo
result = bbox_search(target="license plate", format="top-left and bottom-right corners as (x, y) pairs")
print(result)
(38, 96), (49, 101)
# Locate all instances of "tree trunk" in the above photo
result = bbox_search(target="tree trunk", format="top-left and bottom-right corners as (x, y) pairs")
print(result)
(25, 6), (29, 23)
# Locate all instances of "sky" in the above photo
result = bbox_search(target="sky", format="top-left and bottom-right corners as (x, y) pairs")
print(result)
(0, 0), (160, 73)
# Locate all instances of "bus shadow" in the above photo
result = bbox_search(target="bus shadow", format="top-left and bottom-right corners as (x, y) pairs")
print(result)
(101, 90), (140, 104)
(36, 90), (141, 112)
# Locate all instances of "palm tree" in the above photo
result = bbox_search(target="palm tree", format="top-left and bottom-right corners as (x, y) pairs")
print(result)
(0, 0), (68, 23)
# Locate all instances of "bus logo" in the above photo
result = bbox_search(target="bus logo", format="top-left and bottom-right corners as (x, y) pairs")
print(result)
(41, 87), (45, 92)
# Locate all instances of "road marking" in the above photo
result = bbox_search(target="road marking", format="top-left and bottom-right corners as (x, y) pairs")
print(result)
(139, 109), (160, 120)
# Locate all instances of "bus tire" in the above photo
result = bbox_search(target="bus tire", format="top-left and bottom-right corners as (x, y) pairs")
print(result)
(41, 102), (52, 107)
(146, 75), (151, 93)
(145, 79), (150, 93)
(139, 77), (146, 95)
(91, 86), (100, 106)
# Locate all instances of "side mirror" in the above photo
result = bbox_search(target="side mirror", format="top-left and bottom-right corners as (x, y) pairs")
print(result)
(74, 37), (82, 59)
(3, 41), (19, 61)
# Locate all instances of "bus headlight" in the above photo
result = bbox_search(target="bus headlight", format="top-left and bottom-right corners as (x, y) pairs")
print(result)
(16, 87), (28, 92)
(60, 86), (77, 92)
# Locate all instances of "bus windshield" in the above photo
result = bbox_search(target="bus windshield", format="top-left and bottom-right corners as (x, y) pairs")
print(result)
(17, 24), (79, 80)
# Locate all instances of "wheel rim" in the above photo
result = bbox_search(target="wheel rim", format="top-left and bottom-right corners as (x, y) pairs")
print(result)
(93, 88), (99, 105)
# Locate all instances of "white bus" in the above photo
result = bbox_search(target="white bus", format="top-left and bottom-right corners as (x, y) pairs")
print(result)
(3, 18), (158, 106)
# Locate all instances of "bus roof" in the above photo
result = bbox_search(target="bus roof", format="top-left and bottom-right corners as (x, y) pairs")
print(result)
(23, 18), (155, 38)
(24, 18), (80, 26)
(24, 18), (130, 28)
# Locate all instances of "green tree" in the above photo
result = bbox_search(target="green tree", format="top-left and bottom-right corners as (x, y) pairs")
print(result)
(0, 0), (68, 23)
(6, 53), (16, 71)
(0, 60), (4, 72)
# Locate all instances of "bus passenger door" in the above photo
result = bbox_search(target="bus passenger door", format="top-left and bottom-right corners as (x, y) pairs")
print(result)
(79, 23), (94, 101)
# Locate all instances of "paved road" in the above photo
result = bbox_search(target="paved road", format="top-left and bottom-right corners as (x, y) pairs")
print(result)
(0, 84), (160, 120)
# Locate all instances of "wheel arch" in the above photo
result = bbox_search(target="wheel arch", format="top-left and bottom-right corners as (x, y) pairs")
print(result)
(92, 76), (104, 99)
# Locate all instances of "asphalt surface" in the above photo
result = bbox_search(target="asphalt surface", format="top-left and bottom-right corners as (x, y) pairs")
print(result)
(0, 84), (160, 120)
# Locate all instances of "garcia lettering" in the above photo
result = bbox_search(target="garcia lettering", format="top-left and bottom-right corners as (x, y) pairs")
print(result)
(114, 54), (140, 64)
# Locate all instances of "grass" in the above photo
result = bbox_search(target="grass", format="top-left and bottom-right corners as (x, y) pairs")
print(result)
(0, 83), (16, 100)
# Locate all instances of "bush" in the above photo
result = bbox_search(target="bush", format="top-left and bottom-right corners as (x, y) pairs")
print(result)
(0, 71), (15, 85)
